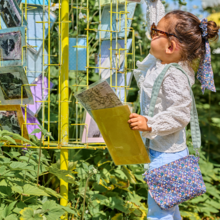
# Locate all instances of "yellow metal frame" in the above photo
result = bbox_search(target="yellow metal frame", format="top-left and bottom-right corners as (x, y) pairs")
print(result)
(0, 0), (136, 218)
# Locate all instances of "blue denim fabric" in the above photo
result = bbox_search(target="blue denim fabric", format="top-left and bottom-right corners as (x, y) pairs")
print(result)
(147, 148), (189, 220)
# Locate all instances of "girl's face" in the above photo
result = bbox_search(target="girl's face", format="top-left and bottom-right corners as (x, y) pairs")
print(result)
(150, 18), (181, 63)
(150, 18), (170, 60)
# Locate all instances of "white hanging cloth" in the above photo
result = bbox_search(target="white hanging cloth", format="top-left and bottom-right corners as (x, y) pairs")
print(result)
(145, 0), (165, 37)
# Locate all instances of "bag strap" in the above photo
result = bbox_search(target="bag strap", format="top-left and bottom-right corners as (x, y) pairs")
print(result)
(146, 63), (201, 152)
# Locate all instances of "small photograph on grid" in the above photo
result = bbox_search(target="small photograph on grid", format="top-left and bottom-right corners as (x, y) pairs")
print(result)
(0, 27), (25, 67)
(0, 32), (21, 60)
(81, 112), (104, 143)
(88, 116), (103, 138)
(0, 105), (29, 140)
(0, 72), (28, 100)
(0, 66), (34, 105)
(0, 0), (27, 27)
(0, 110), (21, 134)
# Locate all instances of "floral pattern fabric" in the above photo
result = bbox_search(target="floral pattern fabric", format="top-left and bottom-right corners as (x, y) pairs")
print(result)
(143, 155), (206, 210)
(197, 18), (216, 94)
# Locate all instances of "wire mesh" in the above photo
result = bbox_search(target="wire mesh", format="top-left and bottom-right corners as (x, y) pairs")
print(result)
(0, 0), (136, 150)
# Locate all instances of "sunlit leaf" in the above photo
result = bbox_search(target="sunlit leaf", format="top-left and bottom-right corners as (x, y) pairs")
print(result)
(20, 208), (43, 220)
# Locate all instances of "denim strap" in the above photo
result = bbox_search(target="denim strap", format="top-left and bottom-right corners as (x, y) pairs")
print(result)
(146, 63), (201, 152)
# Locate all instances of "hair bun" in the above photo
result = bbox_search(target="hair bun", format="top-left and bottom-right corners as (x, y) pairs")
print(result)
(207, 20), (219, 40)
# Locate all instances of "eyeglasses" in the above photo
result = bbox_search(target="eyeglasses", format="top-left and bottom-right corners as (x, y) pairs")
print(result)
(150, 23), (179, 40)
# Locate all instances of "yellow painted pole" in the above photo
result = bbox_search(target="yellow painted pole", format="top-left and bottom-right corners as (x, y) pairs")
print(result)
(60, 0), (69, 217)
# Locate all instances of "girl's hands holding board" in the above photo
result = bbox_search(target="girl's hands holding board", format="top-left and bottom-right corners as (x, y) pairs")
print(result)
(128, 113), (152, 132)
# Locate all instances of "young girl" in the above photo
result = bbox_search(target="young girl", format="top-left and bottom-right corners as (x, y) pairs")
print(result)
(128, 10), (219, 219)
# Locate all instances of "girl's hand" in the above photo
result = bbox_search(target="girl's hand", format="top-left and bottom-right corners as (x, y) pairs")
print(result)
(128, 113), (152, 132)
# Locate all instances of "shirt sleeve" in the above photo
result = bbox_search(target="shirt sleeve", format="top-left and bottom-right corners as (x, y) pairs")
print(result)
(142, 67), (192, 139)
(133, 54), (157, 89)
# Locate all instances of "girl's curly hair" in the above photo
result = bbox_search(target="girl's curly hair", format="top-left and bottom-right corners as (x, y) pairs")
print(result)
(164, 10), (219, 63)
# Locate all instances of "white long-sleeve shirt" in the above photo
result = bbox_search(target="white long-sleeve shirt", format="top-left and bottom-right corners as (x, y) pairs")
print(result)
(133, 54), (195, 152)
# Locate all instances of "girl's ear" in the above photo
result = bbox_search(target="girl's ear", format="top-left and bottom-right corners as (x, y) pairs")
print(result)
(166, 40), (177, 54)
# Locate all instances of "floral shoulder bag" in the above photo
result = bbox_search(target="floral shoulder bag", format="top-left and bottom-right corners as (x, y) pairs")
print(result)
(143, 63), (206, 210)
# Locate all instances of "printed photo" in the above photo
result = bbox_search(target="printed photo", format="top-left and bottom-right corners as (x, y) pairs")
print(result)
(88, 116), (103, 138)
(0, 66), (33, 105)
(81, 112), (104, 143)
(0, 27), (25, 67)
(0, 31), (21, 60)
(0, 72), (28, 100)
(0, 110), (21, 135)
(27, 74), (54, 116)
(0, 0), (27, 28)
(0, 105), (29, 141)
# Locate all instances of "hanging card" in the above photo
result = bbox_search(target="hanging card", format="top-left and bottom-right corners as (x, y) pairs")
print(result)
(0, 26), (26, 67)
(96, 39), (132, 79)
(27, 74), (54, 116)
(0, 0), (27, 27)
(21, 0), (49, 5)
(0, 105), (29, 141)
(96, 2), (136, 39)
(26, 46), (48, 83)
(26, 5), (56, 52)
(0, 66), (34, 105)
(22, 108), (41, 139)
(69, 38), (87, 71)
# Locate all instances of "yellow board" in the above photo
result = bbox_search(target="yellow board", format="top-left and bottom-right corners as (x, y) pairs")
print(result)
(92, 105), (150, 165)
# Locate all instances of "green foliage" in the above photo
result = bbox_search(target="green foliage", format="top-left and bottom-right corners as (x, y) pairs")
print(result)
(1, 130), (220, 219)
(0, 145), (150, 219)
(50, 148), (149, 219)
(1, 1), (220, 219)
(0, 130), (36, 147)
(0, 147), (78, 219)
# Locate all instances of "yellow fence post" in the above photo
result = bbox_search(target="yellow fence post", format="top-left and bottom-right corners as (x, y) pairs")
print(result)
(60, 0), (69, 218)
